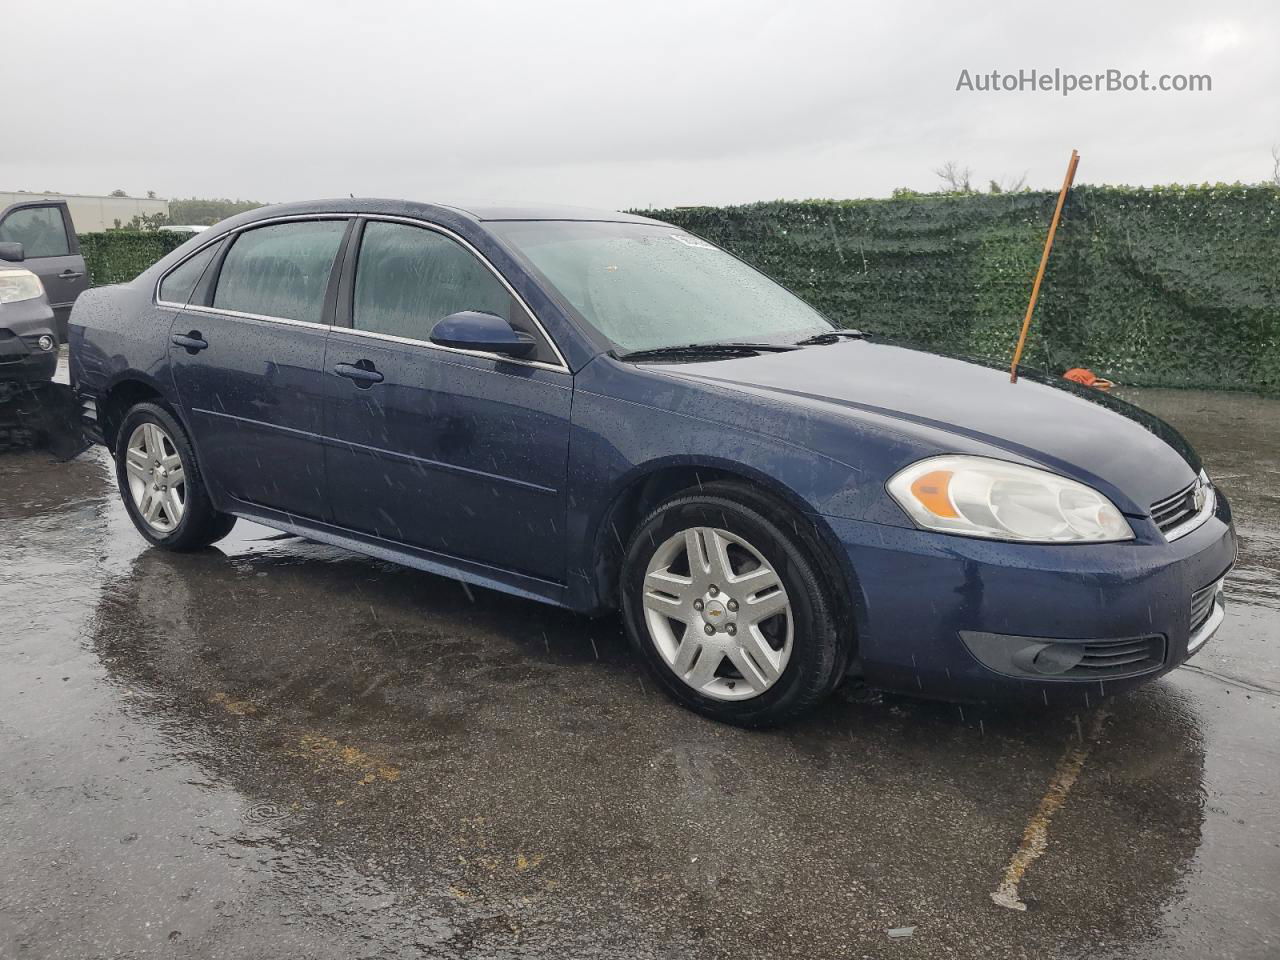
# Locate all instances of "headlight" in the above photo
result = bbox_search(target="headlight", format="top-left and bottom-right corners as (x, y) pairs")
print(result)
(0, 269), (45, 304)
(887, 455), (1134, 543)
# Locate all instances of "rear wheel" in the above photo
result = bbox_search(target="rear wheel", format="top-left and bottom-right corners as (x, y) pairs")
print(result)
(114, 402), (236, 550)
(620, 484), (845, 727)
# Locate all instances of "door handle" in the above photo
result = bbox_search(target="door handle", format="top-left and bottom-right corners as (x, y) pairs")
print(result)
(59, 269), (85, 280)
(334, 361), (384, 385)
(171, 332), (208, 353)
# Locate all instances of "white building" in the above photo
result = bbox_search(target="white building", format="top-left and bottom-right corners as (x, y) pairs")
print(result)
(0, 191), (170, 233)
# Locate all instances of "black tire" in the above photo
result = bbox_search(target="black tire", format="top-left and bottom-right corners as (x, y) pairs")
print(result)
(114, 401), (236, 551)
(620, 482), (847, 727)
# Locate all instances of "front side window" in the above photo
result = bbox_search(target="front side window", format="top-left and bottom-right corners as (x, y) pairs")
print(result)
(490, 221), (832, 353)
(0, 205), (71, 258)
(213, 220), (346, 322)
(352, 221), (517, 342)
(159, 239), (222, 305)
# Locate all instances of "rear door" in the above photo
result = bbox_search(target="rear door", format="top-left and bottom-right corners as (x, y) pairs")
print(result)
(321, 218), (572, 582)
(166, 217), (351, 521)
(0, 201), (88, 340)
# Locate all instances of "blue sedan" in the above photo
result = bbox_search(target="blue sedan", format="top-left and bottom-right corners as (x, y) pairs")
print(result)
(68, 200), (1236, 726)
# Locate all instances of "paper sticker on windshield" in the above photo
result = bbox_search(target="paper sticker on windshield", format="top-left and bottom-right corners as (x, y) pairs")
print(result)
(670, 234), (716, 249)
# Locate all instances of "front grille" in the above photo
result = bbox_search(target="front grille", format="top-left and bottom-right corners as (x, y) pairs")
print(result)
(1064, 636), (1166, 679)
(1151, 479), (1200, 533)
(1190, 581), (1219, 633)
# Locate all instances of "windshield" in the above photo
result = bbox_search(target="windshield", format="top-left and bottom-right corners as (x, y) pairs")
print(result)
(489, 221), (833, 353)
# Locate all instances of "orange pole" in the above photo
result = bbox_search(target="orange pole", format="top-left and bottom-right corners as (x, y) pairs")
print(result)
(1010, 149), (1079, 383)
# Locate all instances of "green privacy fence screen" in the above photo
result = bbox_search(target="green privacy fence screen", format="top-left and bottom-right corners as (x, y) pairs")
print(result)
(78, 231), (188, 286)
(78, 185), (1280, 391)
(643, 185), (1280, 392)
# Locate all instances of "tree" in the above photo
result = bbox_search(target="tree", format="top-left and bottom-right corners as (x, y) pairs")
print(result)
(125, 212), (171, 231)
(988, 173), (1028, 194)
(1271, 145), (1280, 187)
(146, 190), (157, 199)
(108, 212), (170, 232)
(109, 188), (129, 197)
(933, 161), (973, 194)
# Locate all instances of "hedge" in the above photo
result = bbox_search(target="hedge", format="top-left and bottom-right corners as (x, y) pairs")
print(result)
(76, 185), (1280, 391)
(78, 231), (188, 286)
(644, 186), (1280, 392)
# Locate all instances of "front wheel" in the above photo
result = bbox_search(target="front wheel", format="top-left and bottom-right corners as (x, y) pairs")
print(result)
(114, 402), (236, 551)
(620, 484), (846, 727)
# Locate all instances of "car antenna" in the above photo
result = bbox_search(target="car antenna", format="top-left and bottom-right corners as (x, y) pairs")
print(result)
(1010, 149), (1079, 384)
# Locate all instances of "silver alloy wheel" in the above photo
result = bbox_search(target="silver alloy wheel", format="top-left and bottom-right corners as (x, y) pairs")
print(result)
(642, 526), (793, 701)
(124, 422), (187, 534)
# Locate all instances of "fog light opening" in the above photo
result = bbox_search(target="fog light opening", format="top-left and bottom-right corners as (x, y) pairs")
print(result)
(1029, 643), (1085, 676)
(37, 335), (55, 352)
(1009, 640), (1085, 676)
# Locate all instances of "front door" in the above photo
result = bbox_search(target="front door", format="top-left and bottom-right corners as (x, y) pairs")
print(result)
(0, 202), (89, 339)
(322, 219), (572, 582)
(168, 218), (350, 521)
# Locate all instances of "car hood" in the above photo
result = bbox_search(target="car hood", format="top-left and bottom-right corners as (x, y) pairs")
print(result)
(651, 340), (1200, 512)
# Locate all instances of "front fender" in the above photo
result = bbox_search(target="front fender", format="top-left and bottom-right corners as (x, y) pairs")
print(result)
(563, 356), (916, 612)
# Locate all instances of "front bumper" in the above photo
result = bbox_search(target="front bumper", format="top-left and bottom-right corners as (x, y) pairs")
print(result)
(0, 297), (59, 383)
(825, 490), (1236, 704)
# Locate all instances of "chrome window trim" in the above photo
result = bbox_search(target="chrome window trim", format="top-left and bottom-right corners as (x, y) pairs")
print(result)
(1162, 472), (1216, 542)
(153, 232), (232, 308)
(155, 214), (350, 314)
(350, 215), (569, 373)
(325, 324), (568, 375)
(154, 211), (571, 374)
(178, 303), (330, 331)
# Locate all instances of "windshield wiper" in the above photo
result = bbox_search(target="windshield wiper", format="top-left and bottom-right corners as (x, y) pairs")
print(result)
(795, 329), (867, 345)
(613, 342), (801, 362)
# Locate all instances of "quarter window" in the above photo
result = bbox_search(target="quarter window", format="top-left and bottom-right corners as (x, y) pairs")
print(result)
(159, 240), (222, 305)
(352, 222), (519, 342)
(0, 205), (71, 258)
(213, 220), (346, 322)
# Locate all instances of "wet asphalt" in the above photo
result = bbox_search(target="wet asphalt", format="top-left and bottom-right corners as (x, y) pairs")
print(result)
(1, 367), (1277, 959)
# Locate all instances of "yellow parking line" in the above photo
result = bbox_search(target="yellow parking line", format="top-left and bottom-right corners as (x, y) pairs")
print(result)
(991, 708), (1109, 911)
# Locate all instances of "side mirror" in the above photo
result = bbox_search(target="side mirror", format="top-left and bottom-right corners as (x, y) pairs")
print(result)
(430, 311), (537, 359)
(0, 242), (24, 263)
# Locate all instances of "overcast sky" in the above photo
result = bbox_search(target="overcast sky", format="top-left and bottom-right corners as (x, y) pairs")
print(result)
(5, 0), (1278, 209)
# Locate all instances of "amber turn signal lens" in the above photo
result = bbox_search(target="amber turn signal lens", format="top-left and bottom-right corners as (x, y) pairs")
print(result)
(910, 470), (959, 518)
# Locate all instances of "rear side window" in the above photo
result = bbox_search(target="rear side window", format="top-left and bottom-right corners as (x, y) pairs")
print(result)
(353, 222), (515, 341)
(0, 205), (71, 258)
(158, 240), (222, 305)
(213, 220), (346, 322)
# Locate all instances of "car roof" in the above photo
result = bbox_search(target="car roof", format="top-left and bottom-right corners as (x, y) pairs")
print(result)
(436, 201), (667, 224)
(233, 198), (670, 227)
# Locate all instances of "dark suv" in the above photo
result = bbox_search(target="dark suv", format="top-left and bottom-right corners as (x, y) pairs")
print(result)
(0, 199), (89, 342)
